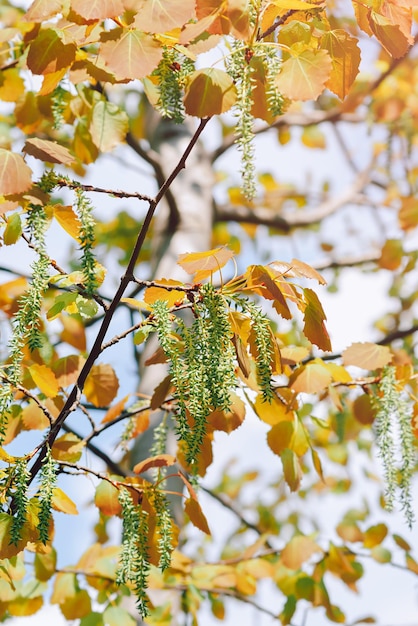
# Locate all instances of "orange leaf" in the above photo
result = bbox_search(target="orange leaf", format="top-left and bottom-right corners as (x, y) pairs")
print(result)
(132, 0), (196, 33)
(368, 9), (412, 58)
(399, 196), (418, 230)
(84, 364), (120, 407)
(28, 364), (59, 398)
(51, 487), (78, 515)
(23, 139), (75, 165)
(177, 246), (234, 281)
(53, 355), (85, 388)
(302, 288), (332, 351)
(60, 314), (86, 351)
(208, 392), (246, 433)
(71, 0), (125, 21)
(321, 30), (361, 99)
(133, 454), (176, 474)
(184, 69), (237, 117)
(0, 149), (32, 195)
(281, 535), (322, 570)
(94, 479), (122, 516)
(21, 402), (50, 431)
(342, 342), (392, 370)
(102, 394), (130, 424)
(275, 48), (332, 101)
(100, 28), (163, 81)
(185, 497), (211, 535)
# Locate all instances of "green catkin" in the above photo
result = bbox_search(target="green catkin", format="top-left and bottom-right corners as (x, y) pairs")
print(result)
(38, 448), (57, 544)
(373, 366), (415, 527)
(154, 491), (173, 571)
(10, 459), (31, 545)
(117, 489), (150, 618)
(74, 188), (97, 295)
(244, 300), (275, 402)
(0, 204), (50, 440)
(153, 48), (194, 123)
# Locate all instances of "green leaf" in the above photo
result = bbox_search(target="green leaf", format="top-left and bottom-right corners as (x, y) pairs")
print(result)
(103, 606), (136, 626)
(3, 212), (22, 245)
(90, 100), (129, 152)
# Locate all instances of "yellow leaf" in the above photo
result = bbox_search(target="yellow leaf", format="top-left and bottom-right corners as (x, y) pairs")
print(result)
(26, 28), (76, 75)
(184, 498), (211, 535)
(144, 279), (186, 307)
(363, 523), (388, 549)
(51, 488), (78, 515)
(281, 448), (302, 491)
(290, 361), (332, 394)
(51, 433), (84, 463)
(342, 342), (392, 370)
(184, 68), (237, 117)
(177, 246), (234, 282)
(254, 393), (293, 425)
(275, 49), (332, 101)
(53, 205), (80, 240)
(28, 364), (59, 398)
(281, 535), (322, 570)
(84, 364), (120, 407)
(94, 479), (122, 517)
(21, 402), (50, 431)
(368, 10), (412, 59)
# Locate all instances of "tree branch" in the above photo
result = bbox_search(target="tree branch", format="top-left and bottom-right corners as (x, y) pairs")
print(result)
(25, 118), (212, 489)
(215, 165), (372, 230)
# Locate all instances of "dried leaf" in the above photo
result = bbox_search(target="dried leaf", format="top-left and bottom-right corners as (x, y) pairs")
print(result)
(71, 0), (125, 21)
(133, 0), (196, 32)
(302, 288), (332, 351)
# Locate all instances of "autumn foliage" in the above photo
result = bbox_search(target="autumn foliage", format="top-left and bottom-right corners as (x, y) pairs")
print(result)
(0, 0), (417, 624)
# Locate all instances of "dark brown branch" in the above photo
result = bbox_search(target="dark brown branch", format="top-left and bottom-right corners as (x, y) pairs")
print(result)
(25, 117), (212, 489)
(55, 177), (153, 203)
(257, 9), (298, 40)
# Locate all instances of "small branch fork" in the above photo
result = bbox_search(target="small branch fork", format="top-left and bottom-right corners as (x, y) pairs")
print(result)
(24, 117), (212, 489)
